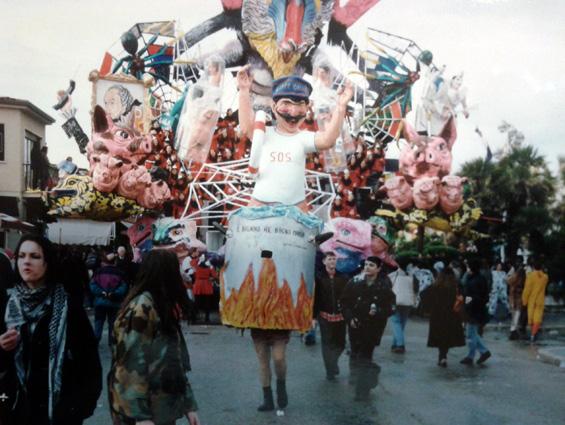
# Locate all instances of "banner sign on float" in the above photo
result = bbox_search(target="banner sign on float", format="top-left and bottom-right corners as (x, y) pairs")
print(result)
(220, 206), (323, 332)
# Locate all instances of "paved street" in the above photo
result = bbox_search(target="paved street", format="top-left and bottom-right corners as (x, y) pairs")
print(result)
(87, 317), (565, 425)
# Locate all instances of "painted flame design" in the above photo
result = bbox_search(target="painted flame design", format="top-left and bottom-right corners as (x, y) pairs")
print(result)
(220, 258), (313, 332)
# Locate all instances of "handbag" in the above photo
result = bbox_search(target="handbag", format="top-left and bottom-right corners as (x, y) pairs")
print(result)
(453, 295), (464, 313)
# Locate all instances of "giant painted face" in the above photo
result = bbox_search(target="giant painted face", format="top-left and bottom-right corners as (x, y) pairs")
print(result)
(384, 176), (413, 210)
(152, 217), (207, 260)
(320, 217), (372, 274)
(412, 177), (440, 210)
(439, 175), (466, 215)
(88, 106), (152, 167)
(273, 98), (309, 133)
(399, 118), (457, 181)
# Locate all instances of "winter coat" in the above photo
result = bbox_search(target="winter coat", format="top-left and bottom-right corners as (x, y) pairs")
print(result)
(422, 284), (465, 349)
(341, 273), (396, 347)
(90, 264), (128, 308)
(109, 292), (197, 424)
(507, 270), (525, 310)
(388, 269), (417, 307)
(0, 289), (102, 425)
(522, 270), (549, 325)
(313, 269), (348, 317)
(462, 272), (490, 325)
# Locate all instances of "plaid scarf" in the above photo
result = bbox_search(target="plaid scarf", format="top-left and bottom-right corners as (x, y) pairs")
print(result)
(5, 283), (68, 424)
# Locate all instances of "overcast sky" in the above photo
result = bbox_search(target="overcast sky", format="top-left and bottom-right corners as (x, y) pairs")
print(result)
(1, 0), (563, 174)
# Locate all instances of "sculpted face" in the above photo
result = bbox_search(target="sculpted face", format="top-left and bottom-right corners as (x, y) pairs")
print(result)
(88, 106), (152, 166)
(137, 180), (171, 209)
(399, 119), (457, 180)
(152, 217), (207, 261)
(385, 176), (414, 210)
(412, 177), (440, 210)
(273, 98), (309, 134)
(117, 166), (152, 200)
(91, 153), (123, 192)
(439, 175), (466, 214)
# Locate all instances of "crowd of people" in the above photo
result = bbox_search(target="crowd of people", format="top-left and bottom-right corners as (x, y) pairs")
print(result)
(311, 252), (550, 402)
(0, 232), (554, 423)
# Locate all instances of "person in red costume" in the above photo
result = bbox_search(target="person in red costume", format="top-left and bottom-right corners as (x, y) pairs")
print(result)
(192, 254), (218, 323)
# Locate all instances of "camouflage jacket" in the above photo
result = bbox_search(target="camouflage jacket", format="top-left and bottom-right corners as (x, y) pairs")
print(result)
(108, 291), (197, 424)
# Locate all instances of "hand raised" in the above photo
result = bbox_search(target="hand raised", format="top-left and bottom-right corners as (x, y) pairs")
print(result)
(236, 64), (253, 92)
(337, 79), (354, 109)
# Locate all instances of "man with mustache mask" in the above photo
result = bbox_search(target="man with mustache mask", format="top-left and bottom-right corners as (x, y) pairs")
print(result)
(237, 66), (353, 210)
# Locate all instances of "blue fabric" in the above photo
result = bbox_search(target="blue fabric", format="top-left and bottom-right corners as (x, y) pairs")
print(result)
(272, 75), (313, 101)
(391, 308), (410, 347)
(466, 323), (488, 359)
(93, 305), (118, 344)
(230, 205), (323, 231)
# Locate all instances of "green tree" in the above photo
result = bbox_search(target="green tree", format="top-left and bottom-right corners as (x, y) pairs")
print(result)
(458, 123), (557, 265)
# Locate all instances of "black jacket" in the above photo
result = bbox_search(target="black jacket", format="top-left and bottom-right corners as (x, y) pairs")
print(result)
(463, 272), (490, 324)
(313, 269), (348, 317)
(0, 288), (102, 425)
(341, 273), (395, 346)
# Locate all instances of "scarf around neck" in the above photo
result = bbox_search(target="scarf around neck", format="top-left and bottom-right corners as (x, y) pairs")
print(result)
(5, 282), (68, 424)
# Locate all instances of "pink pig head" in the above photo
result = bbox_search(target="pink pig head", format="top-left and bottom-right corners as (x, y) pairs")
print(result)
(413, 177), (440, 210)
(399, 118), (457, 180)
(88, 105), (152, 167)
(117, 165), (152, 200)
(439, 175), (467, 215)
(137, 180), (171, 209)
(91, 153), (123, 192)
(384, 175), (413, 210)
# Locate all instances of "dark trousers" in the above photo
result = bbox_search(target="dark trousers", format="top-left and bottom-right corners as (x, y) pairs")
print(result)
(94, 305), (118, 345)
(195, 295), (214, 322)
(348, 325), (381, 396)
(318, 317), (346, 376)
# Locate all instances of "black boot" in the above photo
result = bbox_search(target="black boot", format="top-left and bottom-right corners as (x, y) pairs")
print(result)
(276, 379), (288, 409)
(257, 387), (274, 412)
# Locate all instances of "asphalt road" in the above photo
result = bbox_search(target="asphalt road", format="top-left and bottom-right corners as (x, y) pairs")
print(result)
(86, 317), (565, 425)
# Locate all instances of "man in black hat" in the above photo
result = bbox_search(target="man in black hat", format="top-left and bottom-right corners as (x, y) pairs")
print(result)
(341, 256), (396, 401)
(237, 66), (353, 209)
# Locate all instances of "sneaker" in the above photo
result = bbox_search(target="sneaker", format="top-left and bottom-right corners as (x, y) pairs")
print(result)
(438, 359), (447, 368)
(326, 374), (337, 382)
(460, 357), (473, 365)
(509, 331), (519, 340)
(477, 351), (491, 365)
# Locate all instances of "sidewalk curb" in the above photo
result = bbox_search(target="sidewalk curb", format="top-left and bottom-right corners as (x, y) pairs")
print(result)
(537, 347), (565, 368)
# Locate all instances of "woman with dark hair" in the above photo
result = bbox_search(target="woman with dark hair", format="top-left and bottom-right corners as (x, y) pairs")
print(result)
(108, 249), (200, 425)
(423, 267), (465, 367)
(0, 234), (102, 425)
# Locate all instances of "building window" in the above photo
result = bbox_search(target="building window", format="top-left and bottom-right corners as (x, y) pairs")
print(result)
(0, 124), (4, 161)
(24, 131), (41, 190)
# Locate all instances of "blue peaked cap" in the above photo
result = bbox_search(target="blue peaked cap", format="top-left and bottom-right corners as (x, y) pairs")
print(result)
(272, 75), (312, 102)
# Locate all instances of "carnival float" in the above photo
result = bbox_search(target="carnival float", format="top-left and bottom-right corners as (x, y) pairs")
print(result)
(46, 0), (482, 333)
